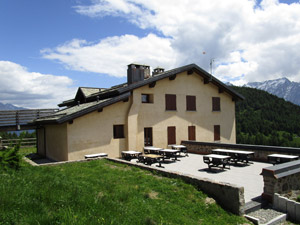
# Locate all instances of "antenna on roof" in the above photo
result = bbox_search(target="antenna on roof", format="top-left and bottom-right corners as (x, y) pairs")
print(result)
(209, 58), (214, 82)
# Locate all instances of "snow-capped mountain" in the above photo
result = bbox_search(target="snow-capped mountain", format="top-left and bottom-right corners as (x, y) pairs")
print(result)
(245, 77), (300, 106)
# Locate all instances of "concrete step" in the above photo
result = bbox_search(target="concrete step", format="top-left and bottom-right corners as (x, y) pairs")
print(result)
(244, 196), (267, 214)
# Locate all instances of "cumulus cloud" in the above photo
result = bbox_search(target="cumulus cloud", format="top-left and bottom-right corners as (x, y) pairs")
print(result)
(44, 0), (300, 85)
(41, 34), (178, 77)
(0, 61), (76, 108)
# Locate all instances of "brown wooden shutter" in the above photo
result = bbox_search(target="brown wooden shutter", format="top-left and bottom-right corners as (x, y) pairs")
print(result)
(166, 94), (176, 110)
(188, 126), (196, 141)
(186, 95), (196, 111)
(212, 97), (220, 111)
(167, 126), (176, 145)
(214, 125), (220, 141)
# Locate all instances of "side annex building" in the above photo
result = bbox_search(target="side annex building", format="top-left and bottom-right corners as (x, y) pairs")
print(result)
(34, 63), (244, 161)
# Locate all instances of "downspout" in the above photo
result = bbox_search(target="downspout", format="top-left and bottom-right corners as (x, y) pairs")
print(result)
(127, 90), (140, 150)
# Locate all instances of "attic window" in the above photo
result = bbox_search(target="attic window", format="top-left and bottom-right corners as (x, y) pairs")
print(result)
(141, 94), (153, 103)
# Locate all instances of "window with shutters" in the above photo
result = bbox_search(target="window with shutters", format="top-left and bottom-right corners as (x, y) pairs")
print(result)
(167, 126), (176, 145)
(113, 125), (125, 139)
(188, 126), (196, 141)
(165, 94), (177, 111)
(186, 95), (196, 111)
(212, 97), (221, 111)
(214, 125), (220, 141)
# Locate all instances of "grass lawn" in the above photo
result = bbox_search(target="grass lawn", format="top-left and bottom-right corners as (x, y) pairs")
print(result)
(0, 148), (248, 224)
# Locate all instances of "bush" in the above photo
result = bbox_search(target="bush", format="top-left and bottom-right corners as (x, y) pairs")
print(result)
(0, 143), (21, 170)
(297, 195), (300, 203)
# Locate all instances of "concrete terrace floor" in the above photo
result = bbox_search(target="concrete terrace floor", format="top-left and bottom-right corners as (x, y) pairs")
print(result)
(134, 153), (271, 203)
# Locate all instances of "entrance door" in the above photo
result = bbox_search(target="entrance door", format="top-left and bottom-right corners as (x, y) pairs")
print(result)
(144, 127), (153, 146)
(167, 126), (176, 145)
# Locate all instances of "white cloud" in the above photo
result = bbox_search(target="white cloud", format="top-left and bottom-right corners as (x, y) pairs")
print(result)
(45, 0), (300, 85)
(42, 34), (178, 77)
(0, 61), (76, 108)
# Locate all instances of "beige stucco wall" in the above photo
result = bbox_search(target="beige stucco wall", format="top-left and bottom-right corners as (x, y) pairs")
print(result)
(67, 100), (130, 160)
(43, 70), (237, 161)
(129, 71), (236, 151)
(44, 124), (68, 161)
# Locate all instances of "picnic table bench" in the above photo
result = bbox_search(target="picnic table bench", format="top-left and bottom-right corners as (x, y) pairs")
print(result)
(121, 151), (142, 161)
(170, 145), (188, 156)
(212, 149), (254, 164)
(203, 154), (231, 170)
(267, 154), (299, 165)
(137, 154), (164, 167)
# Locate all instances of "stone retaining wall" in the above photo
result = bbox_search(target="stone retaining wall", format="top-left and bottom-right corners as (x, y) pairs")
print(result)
(273, 193), (300, 222)
(107, 158), (245, 215)
(181, 141), (300, 162)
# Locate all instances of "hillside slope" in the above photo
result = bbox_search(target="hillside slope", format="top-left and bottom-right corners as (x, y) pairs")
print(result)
(231, 86), (300, 147)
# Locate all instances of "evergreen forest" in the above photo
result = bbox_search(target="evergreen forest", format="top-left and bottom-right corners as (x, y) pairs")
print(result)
(232, 86), (300, 147)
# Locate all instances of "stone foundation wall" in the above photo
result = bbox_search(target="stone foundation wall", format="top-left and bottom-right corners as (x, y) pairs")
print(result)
(273, 193), (300, 222)
(182, 141), (300, 162)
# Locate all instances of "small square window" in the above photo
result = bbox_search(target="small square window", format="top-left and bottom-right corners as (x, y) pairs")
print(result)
(141, 94), (153, 103)
(113, 125), (125, 139)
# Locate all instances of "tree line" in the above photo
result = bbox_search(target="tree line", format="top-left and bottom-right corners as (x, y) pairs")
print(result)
(232, 86), (300, 147)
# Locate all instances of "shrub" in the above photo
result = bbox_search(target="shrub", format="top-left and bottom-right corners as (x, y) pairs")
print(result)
(297, 195), (300, 203)
(0, 143), (21, 170)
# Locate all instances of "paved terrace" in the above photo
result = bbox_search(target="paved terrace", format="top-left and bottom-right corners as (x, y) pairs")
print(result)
(134, 153), (270, 203)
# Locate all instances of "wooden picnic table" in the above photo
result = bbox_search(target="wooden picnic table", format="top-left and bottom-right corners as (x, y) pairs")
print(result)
(121, 151), (142, 161)
(203, 154), (231, 170)
(143, 146), (163, 154)
(159, 149), (180, 161)
(171, 145), (188, 156)
(267, 154), (299, 165)
(137, 154), (164, 167)
(212, 149), (254, 164)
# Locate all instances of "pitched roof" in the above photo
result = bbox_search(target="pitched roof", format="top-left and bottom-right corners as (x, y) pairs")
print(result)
(34, 63), (244, 124)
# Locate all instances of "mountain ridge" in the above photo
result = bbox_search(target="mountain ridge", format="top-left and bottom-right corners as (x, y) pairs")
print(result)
(0, 102), (26, 110)
(244, 77), (300, 106)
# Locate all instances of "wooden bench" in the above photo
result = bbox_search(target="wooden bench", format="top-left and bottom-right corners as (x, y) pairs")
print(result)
(84, 153), (108, 159)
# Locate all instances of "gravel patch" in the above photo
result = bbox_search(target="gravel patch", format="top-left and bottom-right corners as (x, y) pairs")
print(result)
(247, 208), (285, 224)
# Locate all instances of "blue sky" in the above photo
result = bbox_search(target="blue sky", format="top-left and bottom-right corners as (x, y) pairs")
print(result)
(1, 0), (300, 108)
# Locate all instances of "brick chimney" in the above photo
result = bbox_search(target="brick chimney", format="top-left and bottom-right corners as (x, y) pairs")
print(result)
(127, 63), (150, 85)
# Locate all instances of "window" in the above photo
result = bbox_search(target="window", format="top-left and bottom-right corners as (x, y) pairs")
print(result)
(214, 125), (220, 141)
(212, 97), (221, 111)
(167, 126), (176, 145)
(188, 126), (196, 141)
(165, 94), (176, 111)
(186, 95), (196, 111)
(141, 94), (153, 103)
(144, 127), (153, 146)
(113, 125), (125, 139)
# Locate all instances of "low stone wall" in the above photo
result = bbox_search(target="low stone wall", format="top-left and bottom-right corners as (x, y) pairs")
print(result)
(273, 193), (300, 222)
(107, 158), (245, 215)
(261, 160), (300, 203)
(181, 141), (300, 162)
